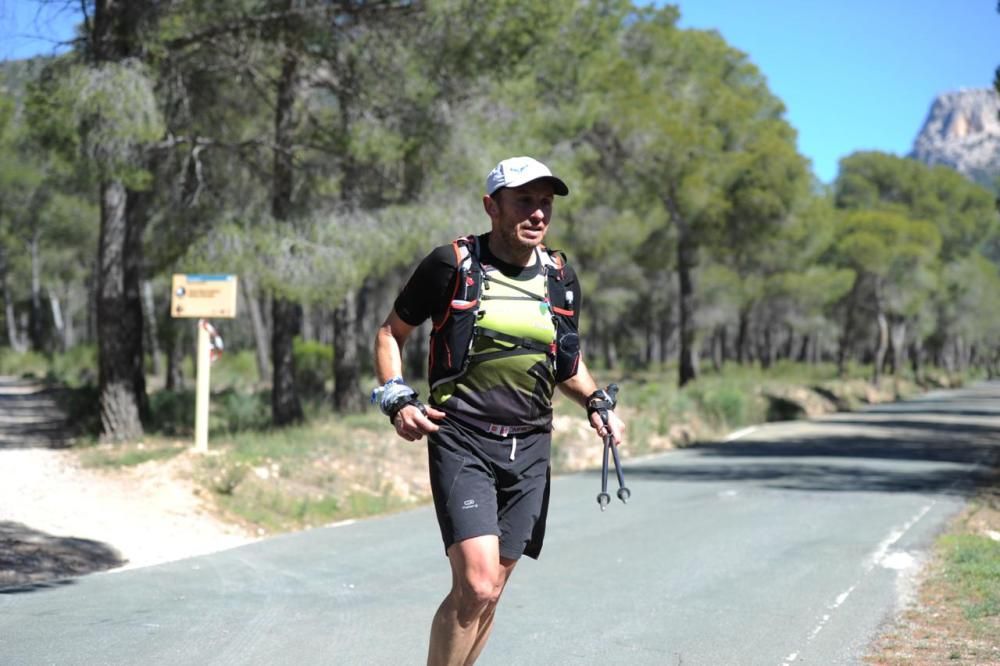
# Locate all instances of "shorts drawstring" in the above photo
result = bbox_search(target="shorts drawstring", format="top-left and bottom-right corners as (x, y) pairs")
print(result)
(509, 436), (517, 461)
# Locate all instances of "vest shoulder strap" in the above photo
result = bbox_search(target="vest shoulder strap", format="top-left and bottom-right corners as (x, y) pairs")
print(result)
(538, 244), (561, 268)
(539, 245), (569, 281)
(452, 234), (478, 271)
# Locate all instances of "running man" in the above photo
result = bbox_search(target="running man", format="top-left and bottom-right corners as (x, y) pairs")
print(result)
(372, 156), (626, 665)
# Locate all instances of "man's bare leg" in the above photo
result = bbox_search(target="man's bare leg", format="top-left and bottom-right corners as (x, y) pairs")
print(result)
(463, 554), (516, 664)
(427, 535), (518, 666)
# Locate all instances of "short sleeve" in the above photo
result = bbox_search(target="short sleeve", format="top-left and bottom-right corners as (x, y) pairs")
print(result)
(393, 244), (458, 326)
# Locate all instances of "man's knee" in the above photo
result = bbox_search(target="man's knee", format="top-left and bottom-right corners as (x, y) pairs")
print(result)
(446, 536), (516, 621)
(455, 567), (502, 613)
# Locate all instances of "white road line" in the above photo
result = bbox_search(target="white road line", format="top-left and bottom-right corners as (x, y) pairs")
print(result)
(779, 502), (937, 664)
(866, 503), (933, 572)
(833, 585), (856, 609)
(807, 614), (831, 639)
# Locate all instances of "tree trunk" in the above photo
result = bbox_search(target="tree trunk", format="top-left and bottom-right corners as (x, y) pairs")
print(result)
(50, 294), (65, 352)
(125, 189), (150, 423)
(954, 336), (966, 373)
(0, 246), (27, 353)
(736, 305), (751, 364)
(269, 47), (302, 425)
(889, 317), (906, 378)
(872, 311), (889, 387)
(600, 313), (619, 370)
(760, 325), (776, 370)
(644, 314), (657, 366)
(271, 296), (303, 425)
(797, 333), (811, 363)
(908, 341), (923, 384)
(676, 221), (698, 387)
(333, 288), (364, 412)
(837, 277), (862, 378)
(97, 180), (144, 441)
(164, 311), (185, 392)
(657, 302), (672, 364)
(782, 323), (795, 360)
(710, 325), (724, 373)
(141, 280), (162, 378)
(240, 275), (271, 383)
(301, 302), (314, 341)
(90, 0), (149, 441)
(28, 233), (45, 352)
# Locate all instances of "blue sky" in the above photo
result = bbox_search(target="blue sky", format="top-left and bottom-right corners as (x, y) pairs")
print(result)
(0, 1), (78, 59)
(676, 0), (999, 183)
(2, 1), (997, 184)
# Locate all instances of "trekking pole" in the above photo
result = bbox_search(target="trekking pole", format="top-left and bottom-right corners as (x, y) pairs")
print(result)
(595, 384), (630, 510)
(598, 434), (612, 510)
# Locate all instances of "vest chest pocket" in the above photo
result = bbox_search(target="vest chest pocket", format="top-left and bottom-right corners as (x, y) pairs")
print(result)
(477, 274), (556, 347)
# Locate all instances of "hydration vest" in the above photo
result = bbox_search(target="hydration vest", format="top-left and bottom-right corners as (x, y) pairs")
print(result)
(428, 234), (581, 394)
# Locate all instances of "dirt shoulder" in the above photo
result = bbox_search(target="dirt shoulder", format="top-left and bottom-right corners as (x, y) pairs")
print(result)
(0, 446), (255, 589)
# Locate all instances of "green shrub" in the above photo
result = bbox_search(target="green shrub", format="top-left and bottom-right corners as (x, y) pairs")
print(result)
(294, 338), (332, 396)
(50, 345), (98, 386)
(688, 384), (747, 429)
(210, 350), (260, 388)
(148, 387), (269, 436)
(0, 346), (99, 386)
(149, 389), (196, 436)
(212, 389), (270, 433)
(53, 385), (101, 437)
(0, 349), (49, 379)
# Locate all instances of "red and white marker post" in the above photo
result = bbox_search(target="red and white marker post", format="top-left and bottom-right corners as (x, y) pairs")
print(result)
(195, 319), (225, 452)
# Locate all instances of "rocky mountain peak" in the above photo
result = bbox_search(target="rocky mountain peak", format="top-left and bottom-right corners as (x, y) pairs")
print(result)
(910, 88), (1000, 189)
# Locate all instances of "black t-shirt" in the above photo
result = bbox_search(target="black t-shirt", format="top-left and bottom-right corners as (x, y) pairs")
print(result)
(394, 233), (581, 328)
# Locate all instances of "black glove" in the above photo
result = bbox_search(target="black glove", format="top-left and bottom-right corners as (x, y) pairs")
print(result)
(586, 383), (619, 425)
(385, 391), (428, 424)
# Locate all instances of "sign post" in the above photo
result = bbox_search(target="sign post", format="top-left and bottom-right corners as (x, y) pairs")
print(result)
(170, 274), (238, 452)
(195, 320), (213, 452)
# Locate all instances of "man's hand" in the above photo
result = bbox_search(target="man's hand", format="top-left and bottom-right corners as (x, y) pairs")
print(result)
(589, 409), (626, 446)
(393, 403), (446, 442)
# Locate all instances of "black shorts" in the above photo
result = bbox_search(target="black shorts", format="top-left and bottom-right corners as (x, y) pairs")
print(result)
(427, 418), (551, 561)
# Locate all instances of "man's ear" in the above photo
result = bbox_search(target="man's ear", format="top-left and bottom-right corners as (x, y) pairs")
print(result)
(483, 194), (499, 219)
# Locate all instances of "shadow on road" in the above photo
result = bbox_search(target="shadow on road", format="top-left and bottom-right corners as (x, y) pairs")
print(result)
(0, 521), (126, 594)
(625, 411), (1000, 496)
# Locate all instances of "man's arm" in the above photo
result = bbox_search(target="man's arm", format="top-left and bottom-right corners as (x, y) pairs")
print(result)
(374, 310), (415, 384)
(558, 357), (626, 445)
(373, 310), (445, 441)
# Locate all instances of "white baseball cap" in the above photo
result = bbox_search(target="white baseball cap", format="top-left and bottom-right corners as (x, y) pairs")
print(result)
(485, 156), (569, 196)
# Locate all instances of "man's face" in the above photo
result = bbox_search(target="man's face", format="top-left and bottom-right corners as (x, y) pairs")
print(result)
(487, 180), (556, 252)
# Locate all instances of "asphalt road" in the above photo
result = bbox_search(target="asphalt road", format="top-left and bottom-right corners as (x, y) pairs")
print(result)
(3, 382), (999, 666)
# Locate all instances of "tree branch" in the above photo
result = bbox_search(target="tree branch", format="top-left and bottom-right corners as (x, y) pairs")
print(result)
(164, 1), (418, 52)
